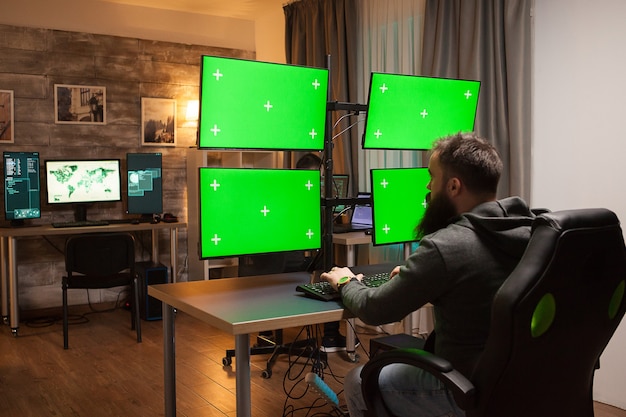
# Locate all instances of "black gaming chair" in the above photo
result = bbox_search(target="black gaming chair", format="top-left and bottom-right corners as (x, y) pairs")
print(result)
(361, 209), (626, 417)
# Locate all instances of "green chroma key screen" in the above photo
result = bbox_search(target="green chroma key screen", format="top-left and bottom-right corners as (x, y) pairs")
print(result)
(198, 55), (329, 151)
(370, 167), (430, 246)
(199, 168), (322, 258)
(363, 73), (480, 150)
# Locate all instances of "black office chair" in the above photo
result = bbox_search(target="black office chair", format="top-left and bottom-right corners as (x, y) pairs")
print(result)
(62, 232), (142, 349)
(361, 208), (626, 417)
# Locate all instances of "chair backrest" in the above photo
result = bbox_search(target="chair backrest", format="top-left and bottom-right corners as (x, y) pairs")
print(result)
(470, 209), (626, 417)
(65, 232), (135, 277)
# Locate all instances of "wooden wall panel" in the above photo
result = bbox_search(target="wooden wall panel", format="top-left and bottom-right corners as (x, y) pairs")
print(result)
(0, 23), (253, 310)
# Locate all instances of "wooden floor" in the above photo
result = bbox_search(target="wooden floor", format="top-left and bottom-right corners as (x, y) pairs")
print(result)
(1, 306), (625, 417)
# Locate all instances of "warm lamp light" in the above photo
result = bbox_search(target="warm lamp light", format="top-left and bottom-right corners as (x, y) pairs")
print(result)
(185, 100), (199, 122)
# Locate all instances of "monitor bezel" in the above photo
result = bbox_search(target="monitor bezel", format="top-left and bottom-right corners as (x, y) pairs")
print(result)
(198, 166), (322, 259)
(362, 72), (481, 151)
(44, 158), (123, 205)
(197, 55), (329, 152)
(370, 167), (430, 246)
(126, 152), (163, 216)
(3, 151), (42, 223)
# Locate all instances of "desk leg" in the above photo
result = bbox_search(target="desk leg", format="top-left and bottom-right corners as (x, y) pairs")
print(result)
(169, 228), (178, 283)
(345, 245), (356, 361)
(151, 229), (159, 265)
(8, 237), (18, 335)
(1, 237), (8, 324)
(163, 303), (176, 417)
(235, 334), (251, 417)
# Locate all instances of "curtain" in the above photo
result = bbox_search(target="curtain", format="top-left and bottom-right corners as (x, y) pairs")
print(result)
(356, 0), (427, 263)
(284, 0), (360, 196)
(421, 0), (532, 200)
(356, 0), (427, 192)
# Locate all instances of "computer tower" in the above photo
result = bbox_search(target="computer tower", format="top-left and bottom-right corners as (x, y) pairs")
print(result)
(136, 261), (168, 321)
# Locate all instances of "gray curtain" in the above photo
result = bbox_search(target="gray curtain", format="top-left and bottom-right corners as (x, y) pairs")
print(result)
(421, 0), (532, 200)
(284, 0), (360, 196)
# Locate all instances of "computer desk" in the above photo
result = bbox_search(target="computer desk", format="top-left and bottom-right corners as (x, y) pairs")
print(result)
(0, 221), (186, 335)
(149, 264), (392, 417)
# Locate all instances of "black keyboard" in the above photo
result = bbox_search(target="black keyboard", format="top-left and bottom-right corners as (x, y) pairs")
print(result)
(296, 272), (391, 301)
(51, 220), (109, 228)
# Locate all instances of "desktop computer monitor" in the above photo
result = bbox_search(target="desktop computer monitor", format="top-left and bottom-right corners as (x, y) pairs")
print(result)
(363, 72), (480, 150)
(3, 151), (41, 226)
(370, 167), (430, 245)
(198, 167), (322, 258)
(198, 55), (329, 151)
(126, 152), (163, 218)
(45, 159), (122, 221)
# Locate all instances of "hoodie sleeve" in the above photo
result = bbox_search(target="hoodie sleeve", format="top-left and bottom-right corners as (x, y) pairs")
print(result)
(341, 237), (449, 325)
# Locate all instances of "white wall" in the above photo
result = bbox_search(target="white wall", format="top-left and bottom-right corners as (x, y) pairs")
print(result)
(533, 0), (626, 408)
(0, 0), (256, 51)
(254, 6), (287, 63)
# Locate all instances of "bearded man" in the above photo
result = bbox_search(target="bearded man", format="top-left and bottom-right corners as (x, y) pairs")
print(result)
(321, 132), (536, 417)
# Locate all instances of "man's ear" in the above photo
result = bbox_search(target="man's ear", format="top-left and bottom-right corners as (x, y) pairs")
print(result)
(447, 177), (462, 196)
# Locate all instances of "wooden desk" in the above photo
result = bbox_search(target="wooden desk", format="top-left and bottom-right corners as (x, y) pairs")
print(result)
(0, 221), (186, 335)
(149, 264), (390, 417)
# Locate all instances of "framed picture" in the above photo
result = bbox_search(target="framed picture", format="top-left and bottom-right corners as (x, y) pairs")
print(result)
(142, 97), (176, 146)
(54, 84), (106, 124)
(0, 90), (14, 143)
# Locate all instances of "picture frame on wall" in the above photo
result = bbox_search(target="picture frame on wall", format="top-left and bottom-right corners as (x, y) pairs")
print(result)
(0, 89), (15, 143)
(54, 84), (106, 124)
(142, 97), (176, 147)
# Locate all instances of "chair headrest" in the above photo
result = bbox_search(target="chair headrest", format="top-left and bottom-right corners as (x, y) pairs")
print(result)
(532, 208), (619, 233)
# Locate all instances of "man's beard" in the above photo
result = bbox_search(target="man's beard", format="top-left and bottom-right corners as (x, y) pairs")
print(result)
(415, 191), (457, 240)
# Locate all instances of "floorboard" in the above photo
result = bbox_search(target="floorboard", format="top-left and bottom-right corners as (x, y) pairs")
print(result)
(1, 306), (624, 417)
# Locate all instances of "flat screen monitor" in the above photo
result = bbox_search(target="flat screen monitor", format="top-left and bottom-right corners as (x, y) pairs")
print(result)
(199, 167), (322, 258)
(198, 55), (329, 151)
(363, 73), (480, 150)
(3, 151), (41, 225)
(45, 159), (122, 221)
(370, 167), (430, 246)
(126, 152), (163, 217)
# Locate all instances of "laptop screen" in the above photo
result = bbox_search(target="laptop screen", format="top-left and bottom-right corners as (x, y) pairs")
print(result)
(352, 193), (372, 226)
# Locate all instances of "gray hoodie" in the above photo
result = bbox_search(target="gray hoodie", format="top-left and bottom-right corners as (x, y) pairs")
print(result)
(341, 196), (535, 376)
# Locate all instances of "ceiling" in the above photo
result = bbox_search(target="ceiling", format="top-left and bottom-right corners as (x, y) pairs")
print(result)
(101, 0), (288, 20)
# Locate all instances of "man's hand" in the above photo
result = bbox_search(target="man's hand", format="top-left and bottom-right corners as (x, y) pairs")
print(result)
(320, 266), (360, 291)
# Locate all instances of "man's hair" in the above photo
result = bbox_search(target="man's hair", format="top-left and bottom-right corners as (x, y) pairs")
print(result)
(296, 153), (322, 169)
(432, 132), (503, 194)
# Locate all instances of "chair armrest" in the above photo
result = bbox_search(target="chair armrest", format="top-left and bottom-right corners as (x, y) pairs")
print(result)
(360, 348), (475, 416)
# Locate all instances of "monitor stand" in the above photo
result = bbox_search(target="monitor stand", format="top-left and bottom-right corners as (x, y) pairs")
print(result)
(73, 203), (90, 222)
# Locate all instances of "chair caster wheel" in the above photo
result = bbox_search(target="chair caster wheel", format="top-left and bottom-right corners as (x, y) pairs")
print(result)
(222, 356), (232, 366)
(261, 369), (272, 379)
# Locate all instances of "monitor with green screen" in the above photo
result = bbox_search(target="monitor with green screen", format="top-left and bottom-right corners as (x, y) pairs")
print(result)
(199, 167), (322, 258)
(370, 167), (430, 246)
(363, 73), (480, 150)
(198, 55), (329, 151)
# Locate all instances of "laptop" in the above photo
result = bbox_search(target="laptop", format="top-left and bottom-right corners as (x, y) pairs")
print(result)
(333, 192), (373, 233)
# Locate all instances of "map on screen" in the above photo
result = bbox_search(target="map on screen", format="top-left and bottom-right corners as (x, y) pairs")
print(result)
(45, 159), (121, 204)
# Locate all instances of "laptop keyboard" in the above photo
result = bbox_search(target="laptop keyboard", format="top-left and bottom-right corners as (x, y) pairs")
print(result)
(296, 272), (391, 301)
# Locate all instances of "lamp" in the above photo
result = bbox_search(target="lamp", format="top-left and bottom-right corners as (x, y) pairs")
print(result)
(185, 100), (199, 122)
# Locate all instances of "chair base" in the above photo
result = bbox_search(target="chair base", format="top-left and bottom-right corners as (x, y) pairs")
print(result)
(223, 331), (327, 379)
